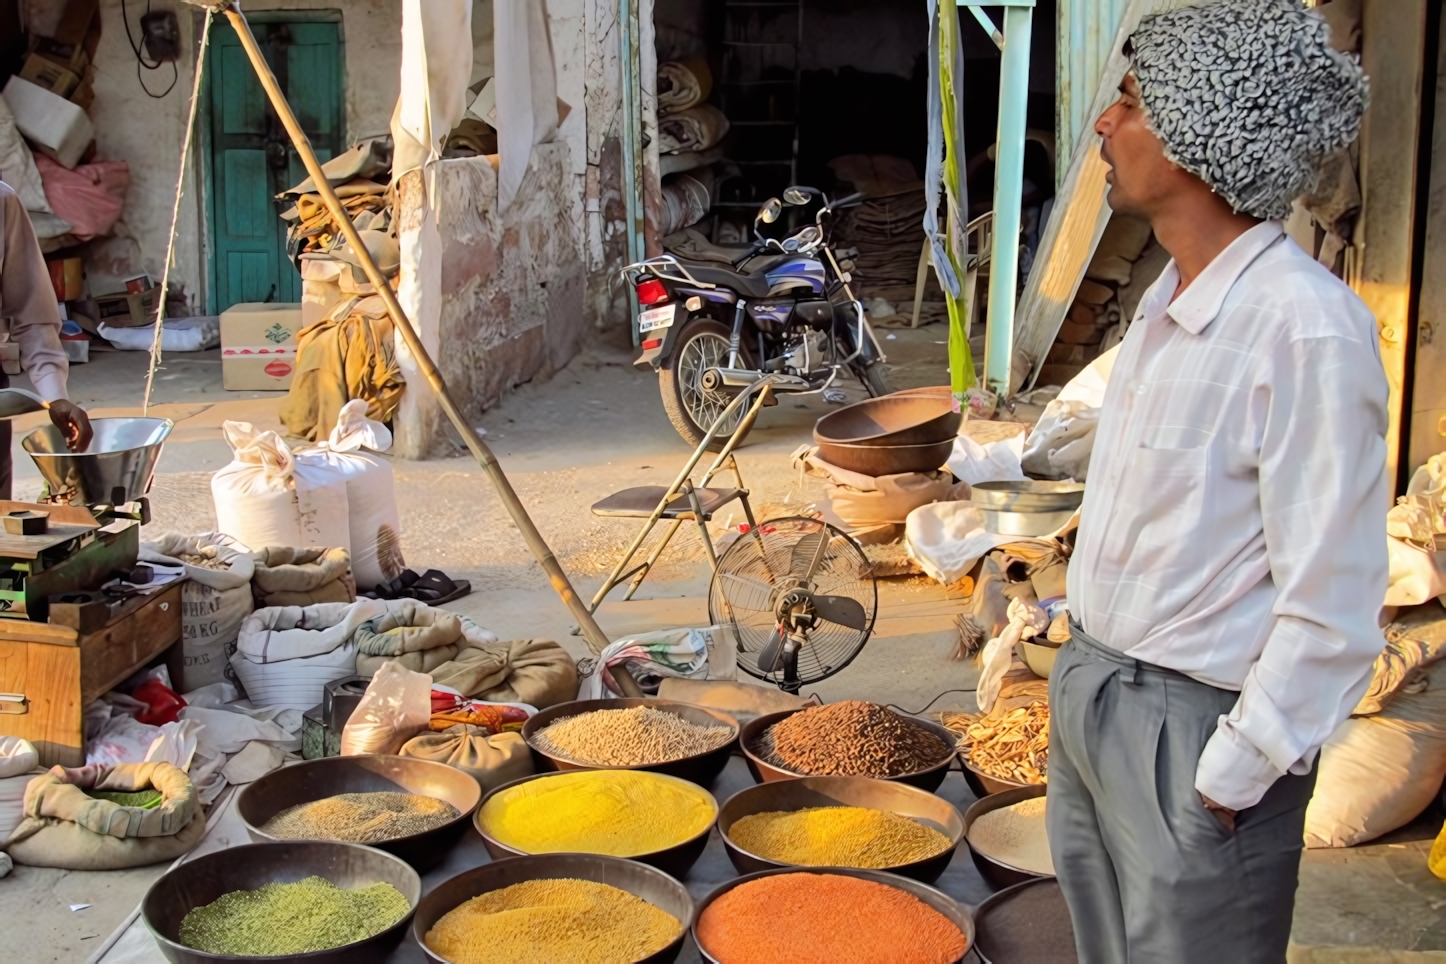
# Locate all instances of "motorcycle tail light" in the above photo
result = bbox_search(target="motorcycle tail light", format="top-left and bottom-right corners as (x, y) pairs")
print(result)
(636, 278), (669, 305)
(641, 338), (662, 350)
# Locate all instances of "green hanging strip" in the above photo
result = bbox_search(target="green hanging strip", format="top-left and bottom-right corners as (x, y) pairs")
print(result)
(937, 4), (975, 407)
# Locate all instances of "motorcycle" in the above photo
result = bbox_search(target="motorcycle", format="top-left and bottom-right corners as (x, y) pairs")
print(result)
(622, 186), (890, 449)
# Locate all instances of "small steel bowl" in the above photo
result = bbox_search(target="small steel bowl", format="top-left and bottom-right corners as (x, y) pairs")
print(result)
(522, 697), (739, 788)
(960, 759), (1041, 799)
(473, 768), (718, 879)
(717, 775), (964, 883)
(692, 866), (974, 964)
(143, 841), (421, 964)
(739, 707), (959, 792)
(413, 853), (693, 964)
(963, 784), (1052, 890)
(238, 755), (481, 872)
(973, 877), (1078, 964)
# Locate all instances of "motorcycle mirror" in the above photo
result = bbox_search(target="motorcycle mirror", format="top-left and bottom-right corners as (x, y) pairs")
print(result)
(757, 198), (783, 224)
(782, 187), (811, 206)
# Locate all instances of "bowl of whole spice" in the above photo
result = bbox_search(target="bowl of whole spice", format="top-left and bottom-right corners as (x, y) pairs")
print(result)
(143, 841), (420, 964)
(693, 867), (973, 964)
(474, 768), (718, 877)
(238, 755), (481, 871)
(740, 701), (959, 791)
(718, 775), (965, 883)
(522, 698), (739, 787)
(413, 853), (693, 964)
(963, 784), (1053, 890)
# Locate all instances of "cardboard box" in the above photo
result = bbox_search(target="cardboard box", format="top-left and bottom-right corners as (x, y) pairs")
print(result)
(19, 54), (80, 98)
(221, 303), (303, 391)
(94, 286), (161, 328)
(2, 76), (94, 169)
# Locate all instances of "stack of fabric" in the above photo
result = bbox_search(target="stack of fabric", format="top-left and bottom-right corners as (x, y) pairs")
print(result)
(279, 294), (404, 441)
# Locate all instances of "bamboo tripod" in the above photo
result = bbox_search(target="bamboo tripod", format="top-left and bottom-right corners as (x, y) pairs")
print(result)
(209, 2), (628, 679)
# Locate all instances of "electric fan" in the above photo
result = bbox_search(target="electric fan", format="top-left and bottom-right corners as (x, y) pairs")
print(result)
(707, 516), (878, 692)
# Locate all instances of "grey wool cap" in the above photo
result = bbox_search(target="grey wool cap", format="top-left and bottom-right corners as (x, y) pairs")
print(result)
(1127, 0), (1368, 220)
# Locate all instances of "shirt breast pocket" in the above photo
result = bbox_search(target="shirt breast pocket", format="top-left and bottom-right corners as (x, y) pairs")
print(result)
(1102, 445), (1209, 570)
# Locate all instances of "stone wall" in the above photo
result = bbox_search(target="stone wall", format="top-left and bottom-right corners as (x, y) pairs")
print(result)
(393, 144), (586, 459)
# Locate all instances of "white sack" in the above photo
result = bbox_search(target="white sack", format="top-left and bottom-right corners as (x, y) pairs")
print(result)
(229, 645), (358, 712)
(0, 769), (42, 844)
(98, 317), (219, 352)
(948, 431), (1027, 486)
(236, 598), (392, 663)
(1022, 346), (1119, 481)
(141, 532), (255, 690)
(1385, 537), (1446, 608)
(178, 706), (301, 756)
(905, 501), (1016, 585)
(211, 421), (352, 558)
(1305, 661), (1446, 848)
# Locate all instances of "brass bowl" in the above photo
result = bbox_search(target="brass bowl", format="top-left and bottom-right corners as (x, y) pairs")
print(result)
(739, 707), (958, 791)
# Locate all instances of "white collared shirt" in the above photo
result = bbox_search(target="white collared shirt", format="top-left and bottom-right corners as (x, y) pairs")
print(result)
(1067, 220), (1389, 811)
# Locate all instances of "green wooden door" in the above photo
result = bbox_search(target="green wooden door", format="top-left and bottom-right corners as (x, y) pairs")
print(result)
(206, 18), (343, 313)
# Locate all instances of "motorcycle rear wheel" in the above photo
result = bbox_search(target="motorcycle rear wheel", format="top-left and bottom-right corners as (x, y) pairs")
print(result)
(659, 318), (755, 451)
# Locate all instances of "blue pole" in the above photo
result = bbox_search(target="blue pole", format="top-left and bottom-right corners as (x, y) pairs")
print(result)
(620, 0), (643, 346)
(983, 2), (1032, 397)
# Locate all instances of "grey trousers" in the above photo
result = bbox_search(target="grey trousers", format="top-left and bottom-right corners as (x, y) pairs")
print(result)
(1046, 625), (1317, 964)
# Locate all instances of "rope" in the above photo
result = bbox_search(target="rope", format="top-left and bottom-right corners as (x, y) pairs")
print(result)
(143, 9), (213, 415)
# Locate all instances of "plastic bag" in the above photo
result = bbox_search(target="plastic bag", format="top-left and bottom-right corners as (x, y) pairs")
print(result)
(1021, 345), (1118, 481)
(340, 661), (433, 756)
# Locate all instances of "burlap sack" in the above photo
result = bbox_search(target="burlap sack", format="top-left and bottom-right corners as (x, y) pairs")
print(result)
(5, 763), (204, 870)
(357, 645), (460, 677)
(400, 725), (533, 792)
(252, 546), (356, 606)
(353, 600), (463, 656)
(429, 639), (579, 709)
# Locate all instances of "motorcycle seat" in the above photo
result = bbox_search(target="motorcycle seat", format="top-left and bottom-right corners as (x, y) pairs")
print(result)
(673, 253), (795, 299)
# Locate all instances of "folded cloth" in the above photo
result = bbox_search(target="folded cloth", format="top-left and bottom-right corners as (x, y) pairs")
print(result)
(9, 763), (194, 842)
(657, 59), (712, 114)
(658, 104), (730, 154)
(429, 638), (579, 709)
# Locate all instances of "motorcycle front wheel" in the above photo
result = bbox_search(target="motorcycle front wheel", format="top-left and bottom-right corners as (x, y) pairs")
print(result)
(659, 317), (755, 451)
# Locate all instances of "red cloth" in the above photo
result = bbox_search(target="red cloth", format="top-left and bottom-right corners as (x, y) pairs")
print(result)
(34, 154), (128, 240)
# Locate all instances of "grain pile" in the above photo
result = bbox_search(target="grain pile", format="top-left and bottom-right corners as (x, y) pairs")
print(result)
(177, 552), (231, 571)
(178, 876), (410, 955)
(753, 701), (953, 778)
(696, 872), (968, 964)
(478, 770), (716, 857)
(944, 701), (1049, 785)
(424, 879), (681, 964)
(260, 792), (458, 844)
(967, 797), (1052, 876)
(532, 705), (734, 766)
(728, 807), (953, 868)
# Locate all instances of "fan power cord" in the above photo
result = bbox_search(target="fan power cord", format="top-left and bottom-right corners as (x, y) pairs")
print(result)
(885, 689), (978, 717)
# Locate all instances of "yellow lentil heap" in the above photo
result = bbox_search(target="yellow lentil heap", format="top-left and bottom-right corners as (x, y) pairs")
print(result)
(727, 806), (953, 868)
(425, 878), (681, 964)
(478, 770), (715, 857)
(533, 706), (734, 766)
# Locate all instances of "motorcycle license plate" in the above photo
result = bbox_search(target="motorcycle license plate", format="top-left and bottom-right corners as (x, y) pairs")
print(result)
(638, 305), (675, 333)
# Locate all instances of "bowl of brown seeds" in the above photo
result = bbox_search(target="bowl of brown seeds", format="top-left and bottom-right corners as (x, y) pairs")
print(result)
(521, 698), (740, 787)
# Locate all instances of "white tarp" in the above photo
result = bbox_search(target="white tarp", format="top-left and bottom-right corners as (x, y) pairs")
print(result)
(494, 0), (559, 209)
(391, 0), (473, 183)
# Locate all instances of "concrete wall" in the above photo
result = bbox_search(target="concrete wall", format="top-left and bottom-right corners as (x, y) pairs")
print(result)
(22, 0), (401, 306)
(393, 145), (586, 459)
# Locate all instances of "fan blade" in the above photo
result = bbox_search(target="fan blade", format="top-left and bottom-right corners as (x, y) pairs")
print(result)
(810, 594), (868, 631)
(790, 530), (829, 581)
(757, 627), (786, 673)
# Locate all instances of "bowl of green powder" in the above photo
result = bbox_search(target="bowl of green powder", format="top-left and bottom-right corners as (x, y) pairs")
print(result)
(142, 841), (421, 963)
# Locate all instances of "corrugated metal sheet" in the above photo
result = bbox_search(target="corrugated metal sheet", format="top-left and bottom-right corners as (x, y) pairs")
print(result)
(1056, 0), (1127, 185)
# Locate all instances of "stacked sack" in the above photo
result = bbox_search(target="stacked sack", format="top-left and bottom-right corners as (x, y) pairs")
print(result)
(792, 445), (968, 546)
(211, 400), (404, 593)
(139, 533), (255, 690)
(252, 546), (356, 607)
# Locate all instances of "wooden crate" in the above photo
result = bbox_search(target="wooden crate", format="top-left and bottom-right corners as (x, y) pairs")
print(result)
(0, 582), (184, 766)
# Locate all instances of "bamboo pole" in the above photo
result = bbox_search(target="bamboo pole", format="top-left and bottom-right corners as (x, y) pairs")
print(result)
(219, 3), (616, 659)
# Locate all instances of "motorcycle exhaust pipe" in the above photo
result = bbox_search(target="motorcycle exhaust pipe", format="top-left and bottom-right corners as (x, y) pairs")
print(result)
(702, 368), (813, 393)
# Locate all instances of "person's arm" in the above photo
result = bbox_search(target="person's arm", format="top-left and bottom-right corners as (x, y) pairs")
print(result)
(0, 186), (89, 449)
(1194, 317), (1389, 813)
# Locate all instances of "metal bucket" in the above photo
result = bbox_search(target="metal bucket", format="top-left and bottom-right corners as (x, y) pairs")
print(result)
(23, 416), (173, 504)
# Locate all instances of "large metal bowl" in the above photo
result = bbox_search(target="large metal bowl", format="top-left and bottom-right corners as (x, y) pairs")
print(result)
(739, 708), (958, 792)
(473, 768), (717, 878)
(813, 437), (955, 476)
(23, 416), (173, 504)
(142, 841), (421, 964)
(961, 759), (1040, 798)
(973, 877), (1078, 964)
(522, 697), (739, 787)
(814, 393), (962, 446)
(717, 775), (964, 883)
(237, 755), (482, 872)
(963, 784), (1052, 890)
(412, 853), (693, 964)
(692, 866), (974, 964)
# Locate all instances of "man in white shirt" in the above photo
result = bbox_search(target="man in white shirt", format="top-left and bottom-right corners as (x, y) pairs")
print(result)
(0, 181), (92, 490)
(1046, 2), (1385, 961)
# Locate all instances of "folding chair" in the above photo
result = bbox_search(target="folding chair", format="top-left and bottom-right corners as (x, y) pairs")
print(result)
(586, 377), (782, 612)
